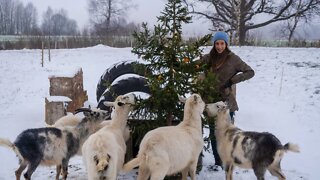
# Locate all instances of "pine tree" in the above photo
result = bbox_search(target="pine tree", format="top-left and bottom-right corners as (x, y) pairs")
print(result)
(132, 0), (211, 125)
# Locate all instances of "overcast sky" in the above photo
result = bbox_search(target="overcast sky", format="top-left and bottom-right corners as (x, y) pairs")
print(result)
(20, 0), (212, 36)
(20, 0), (320, 39)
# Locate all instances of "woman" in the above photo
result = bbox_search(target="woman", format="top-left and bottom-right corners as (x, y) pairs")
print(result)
(198, 31), (255, 170)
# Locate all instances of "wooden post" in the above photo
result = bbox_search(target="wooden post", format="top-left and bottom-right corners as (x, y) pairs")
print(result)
(41, 41), (44, 67)
(48, 36), (51, 62)
(279, 67), (284, 96)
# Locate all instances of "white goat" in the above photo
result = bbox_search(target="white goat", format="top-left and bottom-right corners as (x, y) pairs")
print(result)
(82, 94), (136, 180)
(99, 121), (131, 143)
(0, 108), (109, 180)
(123, 93), (205, 180)
(47, 113), (81, 128)
(206, 101), (300, 180)
(46, 112), (130, 179)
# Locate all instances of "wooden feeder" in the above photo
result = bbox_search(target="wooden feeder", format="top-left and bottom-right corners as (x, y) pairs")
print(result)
(45, 96), (72, 125)
(45, 68), (88, 124)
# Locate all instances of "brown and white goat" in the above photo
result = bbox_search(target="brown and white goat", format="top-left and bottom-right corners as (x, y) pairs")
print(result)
(0, 108), (109, 180)
(206, 102), (300, 180)
(82, 94), (136, 180)
(123, 93), (205, 180)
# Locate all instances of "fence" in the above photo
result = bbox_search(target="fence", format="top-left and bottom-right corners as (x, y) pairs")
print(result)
(0, 35), (134, 50)
(0, 35), (319, 50)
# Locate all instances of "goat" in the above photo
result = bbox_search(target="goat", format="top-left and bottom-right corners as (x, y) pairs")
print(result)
(0, 108), (109, 180)
(82, 93), (136, 180)
(46, 113), (81, 128)
(123, 93), (205, 180)
(48, 112), (131, 139)
(45, 111), (131, 179)
(206, 101), (300, 180)
(99, 121), (131, 143)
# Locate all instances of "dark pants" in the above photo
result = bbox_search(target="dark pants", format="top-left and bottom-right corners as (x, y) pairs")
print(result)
(209, 111), (235, 166)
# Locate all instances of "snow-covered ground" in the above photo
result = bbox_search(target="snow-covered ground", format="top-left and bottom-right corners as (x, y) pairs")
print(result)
(0, 45), (319, 179)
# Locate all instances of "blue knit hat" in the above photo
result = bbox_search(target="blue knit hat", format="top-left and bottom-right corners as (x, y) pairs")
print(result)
(211, 31), (229, 45)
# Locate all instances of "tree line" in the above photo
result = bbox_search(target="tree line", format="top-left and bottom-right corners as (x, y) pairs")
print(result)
(0, 0), (80, 35)
(0, 0), (38, 35)
(0, 0), (139, 37)
(0, 0), (319, 48)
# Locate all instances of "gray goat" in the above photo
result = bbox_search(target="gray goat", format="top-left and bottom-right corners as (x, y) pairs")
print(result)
(206, 102), (300, 180)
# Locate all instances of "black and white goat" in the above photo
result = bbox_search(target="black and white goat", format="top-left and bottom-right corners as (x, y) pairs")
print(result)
(0, 108), (110, 180)
(206, 102), (300, 180)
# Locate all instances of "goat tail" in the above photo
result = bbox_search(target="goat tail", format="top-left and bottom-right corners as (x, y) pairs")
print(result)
(284, 143), (300, 153)
(94, 154), (110, 172)
(122, 157), (141, 172)
(0, 138), (24, 160)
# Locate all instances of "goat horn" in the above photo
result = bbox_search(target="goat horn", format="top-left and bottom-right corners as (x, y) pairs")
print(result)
(74, 108), (92, 114)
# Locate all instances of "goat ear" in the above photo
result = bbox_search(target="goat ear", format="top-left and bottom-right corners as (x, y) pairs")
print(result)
(178, 96), (186, 103)
(103, 101), (114, 107)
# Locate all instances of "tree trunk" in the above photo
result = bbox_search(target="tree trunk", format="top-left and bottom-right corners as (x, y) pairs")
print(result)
(166, 112), (173, 126)
(238, 0), (247, 46)
(238, 23), (247, 46)
(288, 16), (299, 45)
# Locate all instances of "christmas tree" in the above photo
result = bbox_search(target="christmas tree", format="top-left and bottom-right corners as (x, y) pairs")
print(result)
(132, 0), (212, 126)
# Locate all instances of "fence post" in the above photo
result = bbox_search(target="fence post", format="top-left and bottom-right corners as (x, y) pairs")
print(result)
(65, 38), (68, 49)
(279, 67), (284, 96)
(48, 36), (51, 62)
(41, 41), (44, 67)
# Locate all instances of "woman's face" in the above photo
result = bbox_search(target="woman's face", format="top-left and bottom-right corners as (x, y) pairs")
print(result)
(214, 40), (226, 54)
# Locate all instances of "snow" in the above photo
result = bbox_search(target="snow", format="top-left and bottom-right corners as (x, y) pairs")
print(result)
(0, 45), (319, 179)
(46, 96), (72, 102)
(48, 67), (83, 78)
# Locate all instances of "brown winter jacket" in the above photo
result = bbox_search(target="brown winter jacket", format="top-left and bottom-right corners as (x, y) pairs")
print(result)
(199, 49), (254, 112)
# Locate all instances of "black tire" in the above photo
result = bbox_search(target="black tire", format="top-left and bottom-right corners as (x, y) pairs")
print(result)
(96, 61), (149, 102)
(97, 77), (150, 111)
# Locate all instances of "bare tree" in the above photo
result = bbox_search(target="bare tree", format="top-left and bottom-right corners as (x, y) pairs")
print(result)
(278, 0), (319, 45)
(87, 0), (135, 35)
(0, 0), (15, 34)
(41, 7), (53, 35)
(277, 15), (303, 45)
(14, 2), (23, 34)
(0, 0), (39, 35)
(23, 3), (38, 35)
(41, 8), (79, 36)
(183, 0), (320, 45)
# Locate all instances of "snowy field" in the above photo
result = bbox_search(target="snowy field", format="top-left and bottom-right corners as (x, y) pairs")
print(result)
(0, 45), (319, 179)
